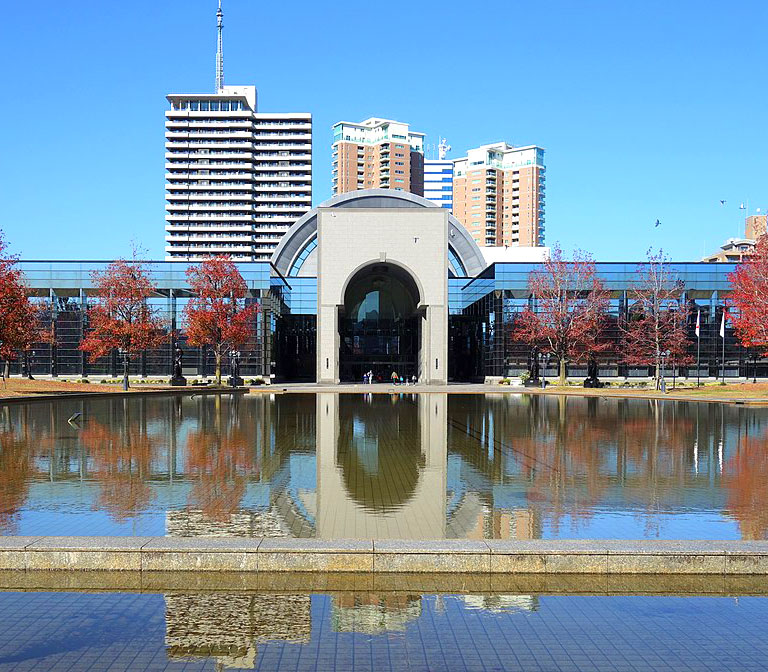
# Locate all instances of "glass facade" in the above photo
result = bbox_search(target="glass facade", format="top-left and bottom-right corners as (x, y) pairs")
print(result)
(9, 260), (756, 383)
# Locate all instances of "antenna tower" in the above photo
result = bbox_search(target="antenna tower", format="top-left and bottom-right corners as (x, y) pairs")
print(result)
(215, 0), (224, 92)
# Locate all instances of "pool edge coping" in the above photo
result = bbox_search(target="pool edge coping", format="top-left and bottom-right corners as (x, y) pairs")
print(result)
(2, 537), (768, 575)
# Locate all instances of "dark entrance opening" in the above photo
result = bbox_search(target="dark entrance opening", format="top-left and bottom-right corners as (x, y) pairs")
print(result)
(339, 264), (421, 383)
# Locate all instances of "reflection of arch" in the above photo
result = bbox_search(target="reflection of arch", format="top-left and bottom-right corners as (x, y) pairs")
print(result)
(272, 189), (487, 278)
(336, 396), (423, 512)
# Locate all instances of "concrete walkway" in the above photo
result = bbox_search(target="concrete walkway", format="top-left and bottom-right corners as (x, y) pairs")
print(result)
(3, 537), (768, 575)
(254, 382), (768, 406)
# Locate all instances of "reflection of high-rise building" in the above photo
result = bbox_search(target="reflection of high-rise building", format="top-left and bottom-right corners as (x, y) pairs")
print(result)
(164, 3), (312, 262)
(452, 143), (545, 248)
(462, 594), (538, 613)
(331, 593), (422, 634)
(331, 118), (425, 195)
(165, 593), (311, 669)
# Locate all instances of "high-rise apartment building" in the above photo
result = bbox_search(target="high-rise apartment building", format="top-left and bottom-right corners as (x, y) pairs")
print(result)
(164, 4), (312, 261)
(424, 160), (453, 209)
(331, 118), (425, 196)
(746, 214), (767, 240)
(452, 143), (545, 247)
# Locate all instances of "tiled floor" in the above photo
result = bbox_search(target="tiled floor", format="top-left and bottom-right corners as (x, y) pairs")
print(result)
(0, 590), (767, 670)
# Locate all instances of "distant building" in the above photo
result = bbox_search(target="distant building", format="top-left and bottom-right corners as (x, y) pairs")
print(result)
(424, 159), (453, 209)
(702, 214), (766, 262)
(746, 214), (767, 240)
(331, 118), (425, 196)
(164, 4), (312, 261)
(701, 238), (756, 263)
(452, 143), (545, 248)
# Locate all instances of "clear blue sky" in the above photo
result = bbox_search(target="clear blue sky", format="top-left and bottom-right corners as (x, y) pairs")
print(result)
(1, 0), (766, 261)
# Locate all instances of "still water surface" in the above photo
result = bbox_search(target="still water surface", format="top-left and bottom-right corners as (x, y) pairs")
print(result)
(0, 588), (766, 670)
(1, 393), (767, 539)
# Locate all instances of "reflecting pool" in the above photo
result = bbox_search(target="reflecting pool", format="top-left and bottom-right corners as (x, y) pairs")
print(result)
(1, 393), (768, 539)
(0, 584), (767, 671)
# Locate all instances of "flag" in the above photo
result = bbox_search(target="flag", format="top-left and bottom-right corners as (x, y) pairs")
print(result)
(695, 310), (700, 338)
(720, 310), (726, 338)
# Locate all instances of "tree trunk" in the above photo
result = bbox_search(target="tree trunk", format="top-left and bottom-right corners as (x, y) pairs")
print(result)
(3, 360), (9, 380)
(215, 352), (222, 386)
(559, 358), (567, 385)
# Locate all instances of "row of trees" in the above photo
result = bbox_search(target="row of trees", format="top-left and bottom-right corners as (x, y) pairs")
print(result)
(511, 243), (768, 388)
(3, 229), (768, 387)
(0, 230), (257, 388)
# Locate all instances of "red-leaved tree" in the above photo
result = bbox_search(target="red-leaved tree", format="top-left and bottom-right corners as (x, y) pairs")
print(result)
(728, 235), (768, 354)
(513, 246), (610, 384)
(622, 249), (692, 389)
(0, 230), (43, 379)
(80, 257), (167, 390)
(183, 256), (258, 386)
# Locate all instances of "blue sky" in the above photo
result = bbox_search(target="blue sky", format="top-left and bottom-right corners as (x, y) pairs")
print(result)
(0, 0), (765, 261)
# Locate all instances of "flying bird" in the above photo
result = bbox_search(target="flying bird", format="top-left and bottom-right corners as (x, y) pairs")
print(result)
(654, 219), (661, 228)
(720, 200), (727, 205)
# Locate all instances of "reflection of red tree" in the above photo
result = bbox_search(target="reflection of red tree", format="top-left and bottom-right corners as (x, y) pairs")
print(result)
(0, 429), (32, 533)
(186, 427), (256, 521)
(81, 421), (155, 522)
(508, 402), (695, 536)
(725, 430), (768, 540)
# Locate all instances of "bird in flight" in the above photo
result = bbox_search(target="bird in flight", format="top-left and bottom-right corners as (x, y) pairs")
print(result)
(654, 219), (661, 228)
(720, 200), (727, 205)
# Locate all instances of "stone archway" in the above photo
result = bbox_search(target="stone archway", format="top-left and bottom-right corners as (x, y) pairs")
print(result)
(338, 263), (422, 383)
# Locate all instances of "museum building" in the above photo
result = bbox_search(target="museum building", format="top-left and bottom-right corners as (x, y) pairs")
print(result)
(17, 190), (749, 383)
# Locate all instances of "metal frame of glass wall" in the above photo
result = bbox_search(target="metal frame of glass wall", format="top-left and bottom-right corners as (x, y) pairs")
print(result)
(13, 261), (285, 379)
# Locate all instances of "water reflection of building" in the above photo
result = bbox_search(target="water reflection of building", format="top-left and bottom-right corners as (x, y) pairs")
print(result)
(331, 593), (422, 634)
(316, 393), (447, 539)
(462, 594), (538, 613)
(164, 593), (310, 670)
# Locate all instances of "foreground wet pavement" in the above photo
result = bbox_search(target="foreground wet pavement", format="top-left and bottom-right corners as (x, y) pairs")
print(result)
(0, 582), (766, 671)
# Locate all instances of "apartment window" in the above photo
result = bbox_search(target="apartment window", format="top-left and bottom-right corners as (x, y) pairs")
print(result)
(190, 102), (199, 111)
(200, 102), (209, 111)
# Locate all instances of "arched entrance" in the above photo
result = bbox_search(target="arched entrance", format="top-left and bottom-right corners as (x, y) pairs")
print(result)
(339, 264), (421, 382)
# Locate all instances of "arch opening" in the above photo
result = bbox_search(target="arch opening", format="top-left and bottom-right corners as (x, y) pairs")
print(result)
(339, 263), (422, 383)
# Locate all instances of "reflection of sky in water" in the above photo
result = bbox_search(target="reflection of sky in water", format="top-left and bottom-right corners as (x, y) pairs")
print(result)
(2, 393), (768, 539)
(352, 416), (379, 474)
(1, 590), (768, 670)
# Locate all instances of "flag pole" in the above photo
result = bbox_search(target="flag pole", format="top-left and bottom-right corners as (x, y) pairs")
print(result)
(720, 308), (726, 383)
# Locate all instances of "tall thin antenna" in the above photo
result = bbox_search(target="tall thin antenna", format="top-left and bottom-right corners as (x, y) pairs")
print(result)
(215, 0), (224, 92)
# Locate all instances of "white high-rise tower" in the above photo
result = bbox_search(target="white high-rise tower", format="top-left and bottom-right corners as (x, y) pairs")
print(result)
(164, 2), (312, 262)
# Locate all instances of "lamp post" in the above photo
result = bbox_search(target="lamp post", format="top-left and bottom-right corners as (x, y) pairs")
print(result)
(753, 350), (759, 385)
(118, 348), (129, 391)
(538, 352), (550, 389)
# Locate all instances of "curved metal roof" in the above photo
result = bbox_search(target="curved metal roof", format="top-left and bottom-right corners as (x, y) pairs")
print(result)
(271, 189), (488, 278)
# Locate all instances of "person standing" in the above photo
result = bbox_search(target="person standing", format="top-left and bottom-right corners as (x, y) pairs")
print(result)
(391, 370), (398, 385)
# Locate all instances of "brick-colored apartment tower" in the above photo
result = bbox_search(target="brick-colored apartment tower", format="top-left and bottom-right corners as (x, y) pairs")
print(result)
(332, 118), (425, 196)
(453, 143), (545, 247)
(746, 214), (767, 240)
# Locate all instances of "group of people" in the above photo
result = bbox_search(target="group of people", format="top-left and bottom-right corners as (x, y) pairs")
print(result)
(361, 370), (418, 385)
